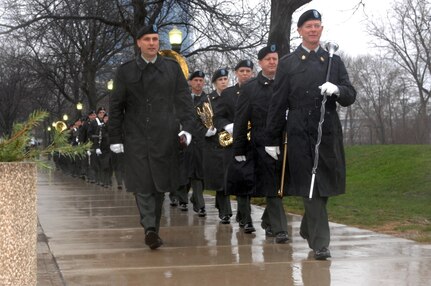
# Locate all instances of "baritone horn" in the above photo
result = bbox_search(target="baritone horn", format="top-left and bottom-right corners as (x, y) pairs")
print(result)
(196, 98), (214, 129)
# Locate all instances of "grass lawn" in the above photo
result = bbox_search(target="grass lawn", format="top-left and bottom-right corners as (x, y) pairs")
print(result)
(278, 144), (431, 243)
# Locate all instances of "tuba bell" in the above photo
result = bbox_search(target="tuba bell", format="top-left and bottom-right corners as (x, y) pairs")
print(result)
(54, 121), (68, 132)
(159, 49), (189, 79)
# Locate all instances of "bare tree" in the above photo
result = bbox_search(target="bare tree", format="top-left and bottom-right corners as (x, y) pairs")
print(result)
(367, 0), (431, 143)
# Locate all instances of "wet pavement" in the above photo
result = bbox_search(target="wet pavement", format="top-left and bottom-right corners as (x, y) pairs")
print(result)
(37, 170), (431, 286)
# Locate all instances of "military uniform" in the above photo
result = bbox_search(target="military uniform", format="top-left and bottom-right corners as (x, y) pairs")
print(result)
(266, 43), (356, 254)
(109, 54), (195, 234)
(234, 70), (288, 237)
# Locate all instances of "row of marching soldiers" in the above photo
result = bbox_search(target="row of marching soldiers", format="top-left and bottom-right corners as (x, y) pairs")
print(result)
(53, 107), (125, 190)
(169, 45), (290, 243)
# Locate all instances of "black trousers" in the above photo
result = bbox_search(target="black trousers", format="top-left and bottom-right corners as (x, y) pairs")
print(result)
(261, 196), (288, 234)
(300, 193), (330, 250)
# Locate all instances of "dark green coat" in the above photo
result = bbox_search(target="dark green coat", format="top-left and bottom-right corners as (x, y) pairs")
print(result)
(266, 46), (356, 197)
(109, 55), (195, 193)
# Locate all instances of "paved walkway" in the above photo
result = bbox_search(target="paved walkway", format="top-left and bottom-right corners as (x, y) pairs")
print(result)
(37, 169), (431, 286)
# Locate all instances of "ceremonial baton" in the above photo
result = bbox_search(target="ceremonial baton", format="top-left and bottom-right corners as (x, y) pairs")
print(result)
(278, 130), (288, 198)
(308, 41), (339, 199)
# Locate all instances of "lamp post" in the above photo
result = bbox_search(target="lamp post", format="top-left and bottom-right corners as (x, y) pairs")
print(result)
(62, 114), (68, 123)
(169, 26), (182, 53)
(107, 79), (114, 91)
(76, 102), (83, 118)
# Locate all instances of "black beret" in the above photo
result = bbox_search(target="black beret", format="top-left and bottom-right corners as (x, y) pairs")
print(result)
(297, 9), (321, 28)
(97, 107), (107, 113)
(188, 70), (205, 80)
(88, 110), (96, 116)
(234, 59), (254, 71)
(136, 24), (159, 39)
(212, 68), (228, 83)
(257, 44), (278, 60)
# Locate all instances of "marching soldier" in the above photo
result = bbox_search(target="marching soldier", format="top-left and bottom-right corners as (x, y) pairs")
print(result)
(88, 107), (107, 186)
(109, 24), (195, 250)
(215, 60), (255, 232)
(265, 10), (356, 259)
(233, 45), (289, 243)
(176, 70), (208, 216)
(201, 68), (231, 223)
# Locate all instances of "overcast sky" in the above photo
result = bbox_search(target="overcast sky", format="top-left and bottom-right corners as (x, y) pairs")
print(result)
(291, 0), (395, 56)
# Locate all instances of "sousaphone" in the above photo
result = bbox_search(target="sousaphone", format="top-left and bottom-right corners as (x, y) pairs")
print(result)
(159, 49), (189, 79)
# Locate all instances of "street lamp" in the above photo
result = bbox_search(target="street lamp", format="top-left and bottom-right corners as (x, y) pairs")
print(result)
(107, 79), (114, 91)
(169, 26), (182, 53)
(76, 102), (83, 118)
(63, 114), (68, 121)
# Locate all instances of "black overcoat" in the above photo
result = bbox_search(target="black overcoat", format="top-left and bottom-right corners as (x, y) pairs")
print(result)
(265, 46), (356, 197)
(109, 55), (195, 193)
(215, 84), (256, 196)
(182, 92), (206, 181)
(234, 72), (281, 197)
(201, 91), (224, 190)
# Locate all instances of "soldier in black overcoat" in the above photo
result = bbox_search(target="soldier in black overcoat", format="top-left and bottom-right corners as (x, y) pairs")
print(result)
(176, 70), (208, 216)
(200, 68), (231, 223)
(265, 10), (356, 260)
(108, 25), (195, 250)
(88, 107), (107, 186)
(215, 60), (255, 232)
(234, 45), (289, 243)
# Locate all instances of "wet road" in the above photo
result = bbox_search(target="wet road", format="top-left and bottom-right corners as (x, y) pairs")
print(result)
(37, 170), (431, 286)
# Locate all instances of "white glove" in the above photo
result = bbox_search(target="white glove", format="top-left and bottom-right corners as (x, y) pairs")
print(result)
(86, 150), (91, 156)
(224, 123), (234, 135)
(110, 143), (124, 153)
(319, 82), (340, 96)
(205, 127), (217, 137)
(178, 130), (192, 146)
(95, 148), (102, 155)
(235, 155), (246, 162)
(265, 146), (280, 160)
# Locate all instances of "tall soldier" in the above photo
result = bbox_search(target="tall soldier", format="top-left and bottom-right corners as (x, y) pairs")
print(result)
(201, 68), (231, 223)
(176, 70), (208, 216)
(265, 10), (356, 259)
(215, 60), (255, 232)
(233, 45), (288, 243)
(109, 25), (194, 250)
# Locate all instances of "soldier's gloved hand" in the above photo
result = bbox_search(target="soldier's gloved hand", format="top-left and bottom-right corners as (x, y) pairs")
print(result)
(86, 150), (92, 156)
(205, 127), (217, 137)
(235, 155), (246, 162)
(265, 146), (280, 160)
(96, 148), (102, 155)
(319, 82), (339, 96)
(178, 131), (192, 149)
(224, 123), (234, 135)
(110, 143), (124, 153)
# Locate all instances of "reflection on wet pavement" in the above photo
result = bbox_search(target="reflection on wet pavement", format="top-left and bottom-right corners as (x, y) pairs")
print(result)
(37, 170), (431, 286)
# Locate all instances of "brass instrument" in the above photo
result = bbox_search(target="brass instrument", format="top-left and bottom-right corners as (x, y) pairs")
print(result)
(196, 101), (214, 129)
(54, 121), (68, 132)
(218, 121), (251, 148)
(159, 49), (189, 79)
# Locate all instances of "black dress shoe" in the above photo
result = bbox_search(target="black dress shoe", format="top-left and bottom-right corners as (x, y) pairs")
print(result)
(198, 208), (206, 217)
(220, 216), (230, 224)
(244, 223), (256, 234)
(275, 232), (289, 244)
(179, 203), (188, 211)
(170, 199), (178, 207)
(145, 230), (163, 250)
(314, 247), (331, 260)
(265, 227), (275, 237)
